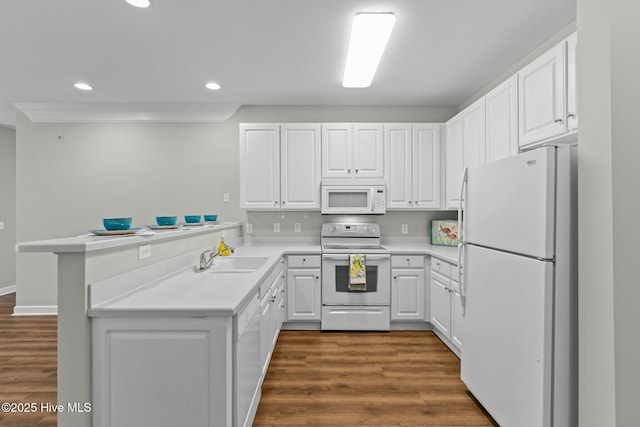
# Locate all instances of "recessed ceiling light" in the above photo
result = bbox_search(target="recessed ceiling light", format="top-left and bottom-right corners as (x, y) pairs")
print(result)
(125, 0), (150, 8)
(342, 13), (396, 88)
(205, 82), (221, 90)
(73, 82), (93, 91)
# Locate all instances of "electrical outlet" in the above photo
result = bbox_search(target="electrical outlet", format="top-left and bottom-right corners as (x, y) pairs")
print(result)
(223, 193), (230, 203)
(273, 223), (280, 233)
(294, 223), (301, 233)
(138, 245), (151, 260)
(56, 133), (64, 143)
(0, 221), (4, 230)
(401, 224), (408, 234)
(245, 223), (253, 234)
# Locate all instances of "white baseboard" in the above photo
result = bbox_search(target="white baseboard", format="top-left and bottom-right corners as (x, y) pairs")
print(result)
(13, 305), (58, 316)
(0, 285), (16, 296)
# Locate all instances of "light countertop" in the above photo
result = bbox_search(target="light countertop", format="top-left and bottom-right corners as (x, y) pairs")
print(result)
(16, 222), (242, 253)
(88, 244), (321, 318)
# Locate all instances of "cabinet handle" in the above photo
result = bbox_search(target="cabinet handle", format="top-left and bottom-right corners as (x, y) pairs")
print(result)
(393, 276), (398, 279)
(414, 201), (419, 205)
(348, 169), (351, 174)
(274, 201), (278, 205)
(554, 118), (563, 123)
(355, 169), (359, 174)
(406, 258), (411, 263)
(302, 258), (306, 262)
(282, 201), (286, 205)
(567, 112), (576, 118)
(271, 296), (277, 302)
(315, 276), (319, 279)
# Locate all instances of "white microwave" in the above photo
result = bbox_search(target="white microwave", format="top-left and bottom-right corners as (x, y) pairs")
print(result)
(321, 185), (386, 215)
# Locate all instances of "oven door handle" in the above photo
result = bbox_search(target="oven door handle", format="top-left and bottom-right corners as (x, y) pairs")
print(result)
(322, 254), (391, 261)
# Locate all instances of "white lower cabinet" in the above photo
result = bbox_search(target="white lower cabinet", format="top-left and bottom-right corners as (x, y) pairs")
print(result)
(92, 315), (238, 427)
(429, 257), (463, 356)
(391, 255), (427, 321)
(286, 255), (321, 322)
(92, 262), (286, 427)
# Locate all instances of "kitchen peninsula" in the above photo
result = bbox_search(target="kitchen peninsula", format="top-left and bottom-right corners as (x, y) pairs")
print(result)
(17, 223), (459, 427)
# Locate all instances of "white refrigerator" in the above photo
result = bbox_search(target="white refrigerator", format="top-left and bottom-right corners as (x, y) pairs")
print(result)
(458, 145), (578, 427)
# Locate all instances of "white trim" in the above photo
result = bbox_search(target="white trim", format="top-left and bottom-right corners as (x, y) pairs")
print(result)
(0, 285), (16, 296)
(13, 103), (241, 123)
(13, 305), (58, 316)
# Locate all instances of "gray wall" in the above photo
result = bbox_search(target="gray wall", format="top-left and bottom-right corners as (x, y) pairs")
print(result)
(0, 126), (16, 290)
(578, 0), (640, 425)
(15, 105), (457, 309)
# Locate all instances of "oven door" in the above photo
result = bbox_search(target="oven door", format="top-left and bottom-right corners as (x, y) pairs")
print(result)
(321, 253), (391, 305)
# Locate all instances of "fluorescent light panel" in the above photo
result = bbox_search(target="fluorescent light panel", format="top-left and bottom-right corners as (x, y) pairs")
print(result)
(342, 13), (396, 88)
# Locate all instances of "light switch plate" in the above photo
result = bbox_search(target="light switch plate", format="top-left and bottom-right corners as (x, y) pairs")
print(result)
(138, 245), (151, 260)
(401, 224), (408, 234)
(245, 223), (253, 234)
(273, 223), (280, 233)
(0, 221), (4, 230)
(223, 193), (230, 203)
(294, 223), (301, 233)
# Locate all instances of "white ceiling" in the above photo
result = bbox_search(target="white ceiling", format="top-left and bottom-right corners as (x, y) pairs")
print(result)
(0, 0), (576, 128)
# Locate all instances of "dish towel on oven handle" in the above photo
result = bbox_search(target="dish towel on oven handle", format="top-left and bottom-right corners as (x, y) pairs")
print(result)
(349, 254), (367, 291)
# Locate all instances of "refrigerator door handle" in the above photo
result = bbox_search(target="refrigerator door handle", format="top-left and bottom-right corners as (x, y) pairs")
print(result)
(457, 168), (468, 313)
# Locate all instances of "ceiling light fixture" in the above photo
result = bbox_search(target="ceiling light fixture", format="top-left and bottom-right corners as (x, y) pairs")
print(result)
(125, 0), (150, 8)
(73, 82), (93, 91)
(342, 13), (396, 88)
(205, 82), (221, 90)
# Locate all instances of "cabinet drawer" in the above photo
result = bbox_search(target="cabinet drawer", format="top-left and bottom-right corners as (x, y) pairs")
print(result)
(431, 258), (452, 278)
(287, 255), (321, 268)
(391, 255), (425, 268)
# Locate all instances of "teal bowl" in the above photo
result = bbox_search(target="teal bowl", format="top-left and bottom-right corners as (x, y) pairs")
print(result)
(103, 217), (132, 231)
(204, 214), (218, 222)
(156, 216), (177, 226)
(184, 215), (202, 224)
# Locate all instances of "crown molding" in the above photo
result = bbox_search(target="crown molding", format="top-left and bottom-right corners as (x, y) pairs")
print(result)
(13, 103), (241, 124)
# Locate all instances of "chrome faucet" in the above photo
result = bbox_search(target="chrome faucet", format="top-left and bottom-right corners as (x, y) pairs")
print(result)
(197, 249), (220, 272)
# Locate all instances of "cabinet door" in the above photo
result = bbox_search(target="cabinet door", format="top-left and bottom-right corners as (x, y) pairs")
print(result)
(429, 271), (450, 338)
(463, 98), (486, 170)
(445, 112), (464, 210)
(450, 281), (464, 351)
(281, 124), (321, 210)
(321, 123), (352, 178)
(485, 75), (518, 163)
(353, 123), (384, 178)
(391, 269), (426, 321)
(566, 33), (578, 131)
(260, 291), (273, 376)
(518, 43), (566, 146)
(412, 124), (441, 209)
(240, 124), (280, 210)
(384, 124), (413, 209)
(286, 269), (321, 321)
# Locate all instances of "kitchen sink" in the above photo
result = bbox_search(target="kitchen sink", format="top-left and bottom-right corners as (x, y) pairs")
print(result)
(207, 256), (269, 273)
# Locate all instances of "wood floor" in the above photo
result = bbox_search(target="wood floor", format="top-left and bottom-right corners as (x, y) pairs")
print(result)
(0, 292), (57, 427)
(254, 330), (496, 427)
(0, 292), (495, 426)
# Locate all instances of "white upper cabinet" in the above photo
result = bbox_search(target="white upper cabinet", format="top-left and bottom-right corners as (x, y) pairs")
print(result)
(322, 123), (384, 179)
(463, 97), (486, 170)
(384, 123), (441, 210)
(445, 112), (464, 210)
(566, 32), (578, 131)
(240, 124), (281, 210)
(485, 75), (519, 163)
(240, 123), (320, 210)
(518, 42), (567, 147)
(384, 124), (413, 209)
(280, 124), (321, 210)
(412, 124), (441, 209)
